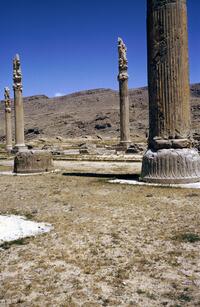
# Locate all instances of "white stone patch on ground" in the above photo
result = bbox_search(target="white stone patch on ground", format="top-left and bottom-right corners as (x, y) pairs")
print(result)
(109, 179), (200, 189)
(0, 215), (52, 244)
(0, 171), (13, 175)
(0, 170), (60, 176)
(0, 160), (14, 166)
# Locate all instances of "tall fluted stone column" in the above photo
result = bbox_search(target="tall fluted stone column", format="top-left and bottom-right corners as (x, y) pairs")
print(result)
(4, 88), (13, 152)
(118, 37), (130, 149)
(13, 54), (27, 152)
(141, 0), (200, 183)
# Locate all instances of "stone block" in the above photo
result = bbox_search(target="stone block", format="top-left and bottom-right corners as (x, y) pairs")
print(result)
(14, 150), (53, 174)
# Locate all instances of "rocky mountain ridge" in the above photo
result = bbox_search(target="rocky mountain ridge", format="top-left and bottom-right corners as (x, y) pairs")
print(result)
(0, 84), (199, 142)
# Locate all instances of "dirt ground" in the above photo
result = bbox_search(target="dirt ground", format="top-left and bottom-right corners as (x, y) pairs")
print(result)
(0, 162), (200, 306)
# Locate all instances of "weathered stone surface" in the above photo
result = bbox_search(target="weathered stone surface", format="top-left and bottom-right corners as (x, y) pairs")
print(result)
(126, 143), (145, 154)
(118, 37), (130, 146)
(147, 0), (191, 146)
(194, 133), (200, 152)
(14, 150), (53, 174)
(142, 148), (200, 183)
(79, 143), (116, 155)
(141, 0), (200, 183)
(114, 142), (129, 152)
(79, 143), (97, 155)
(13, 54), (27, 152)
(4, 88), (12, 152)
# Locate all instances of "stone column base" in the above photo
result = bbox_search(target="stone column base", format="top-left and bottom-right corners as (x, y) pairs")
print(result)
(6, 145), (13, 153)
(14, 150), (53, 174)
(114, 141), (131, 151)
(141, 148), (200, 184)
(12, 144), (28, 154)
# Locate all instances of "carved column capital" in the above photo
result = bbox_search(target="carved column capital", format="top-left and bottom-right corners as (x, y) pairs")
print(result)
(4, 87), (11, 112)
(13, 54), (23, 92)
(13, 84), (23, 92)
(118, 37), (129, 81)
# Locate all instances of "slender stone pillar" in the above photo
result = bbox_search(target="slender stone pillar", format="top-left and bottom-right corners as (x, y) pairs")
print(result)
(4, 87), (13, 152)
(118, 37), (130, 149)
(13, 54), (27, 152)
(141, 0), (200, 183)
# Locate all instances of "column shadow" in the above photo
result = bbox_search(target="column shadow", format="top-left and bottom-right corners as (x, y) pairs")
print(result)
(62, 172), (140, 180)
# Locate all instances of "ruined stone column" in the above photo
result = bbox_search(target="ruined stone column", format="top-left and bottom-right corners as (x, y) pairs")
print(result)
(13, 54), (27, 152)
(4, 88), (12, 152)
(118, 37), (130, 149)
(141, 0), (200, 183)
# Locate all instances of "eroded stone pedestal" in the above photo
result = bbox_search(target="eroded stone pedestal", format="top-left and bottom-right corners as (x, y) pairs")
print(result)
(14, 150), (53, 174)
(141, 148), (200, 184)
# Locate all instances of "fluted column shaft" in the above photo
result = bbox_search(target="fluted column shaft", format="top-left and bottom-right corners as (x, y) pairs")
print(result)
(5, 106), (12, 151)
(13, 54), (27, 152)
(147, 0), (191, 149)
(14, 87), (25, 148)
(119, 78), (130, 144)
(118, 37), (130, 148)
(4, 88), (12, 152)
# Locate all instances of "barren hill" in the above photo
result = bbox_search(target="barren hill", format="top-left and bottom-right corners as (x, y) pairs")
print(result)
(0, 84), (199, 142)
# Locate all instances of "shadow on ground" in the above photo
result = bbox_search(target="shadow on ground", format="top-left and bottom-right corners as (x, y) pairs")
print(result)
(62, 172), (140, 180)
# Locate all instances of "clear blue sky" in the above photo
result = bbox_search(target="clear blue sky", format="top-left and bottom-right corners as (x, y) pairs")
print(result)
(1, 0), (199, 98)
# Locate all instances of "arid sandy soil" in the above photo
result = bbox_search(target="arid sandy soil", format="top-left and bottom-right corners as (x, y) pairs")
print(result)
(0, 84), (199, 306)
(0, 162), (200, 306)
